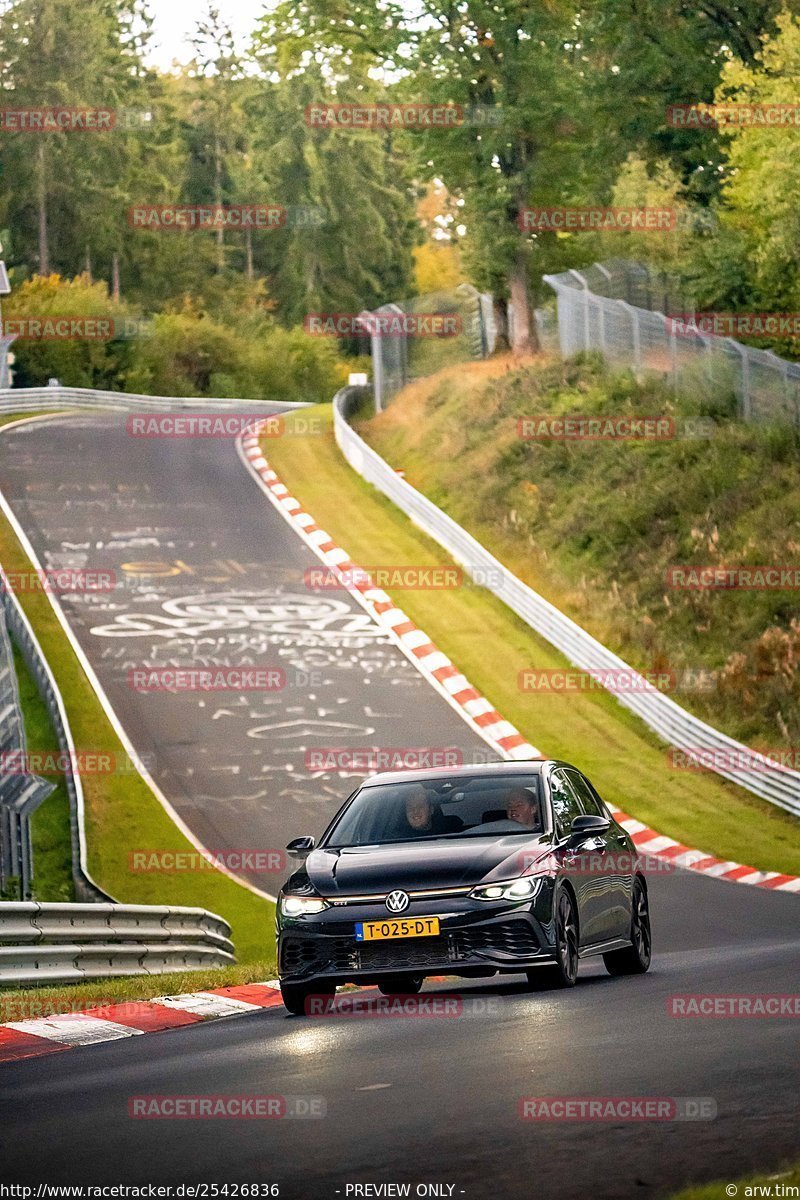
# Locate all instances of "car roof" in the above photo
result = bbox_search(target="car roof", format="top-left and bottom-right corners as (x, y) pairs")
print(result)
(360, 758), (567, 788)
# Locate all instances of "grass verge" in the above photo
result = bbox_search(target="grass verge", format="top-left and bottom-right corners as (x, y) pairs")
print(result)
(263, 402), (800, 875)
(359, 356), (800, 751)
(13, 642), (75, 902)
(668, 1163), (799, 1199)
(0, 960), (278, 1022)
(0, 412), (276, 983)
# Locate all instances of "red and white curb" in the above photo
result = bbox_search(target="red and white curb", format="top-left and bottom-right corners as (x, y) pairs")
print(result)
(603, 806), (800, 892)
(238, 427), (539, 762)
(0, 982), (285, 1064)
(238, 424), (800, 898)
(0, 978), (454, 1065)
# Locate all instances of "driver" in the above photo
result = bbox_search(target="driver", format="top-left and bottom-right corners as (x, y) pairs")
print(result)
(506, 787), (540, 829)
(403, 785), (462, 835)
(405, 785), (438, 833)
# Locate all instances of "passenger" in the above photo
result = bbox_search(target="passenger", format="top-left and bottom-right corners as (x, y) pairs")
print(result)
(506, 787), (540, 829)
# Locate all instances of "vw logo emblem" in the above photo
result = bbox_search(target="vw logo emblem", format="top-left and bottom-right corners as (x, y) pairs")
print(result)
(385, 890), (410, 914)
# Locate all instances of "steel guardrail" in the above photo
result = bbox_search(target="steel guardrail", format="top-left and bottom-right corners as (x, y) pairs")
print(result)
(0, 385), (298, 413)
(0, 901), (234, 984)
(333, 386), (800, 818)
(0, 565), (112, 902)
(0, 602), (54, 899)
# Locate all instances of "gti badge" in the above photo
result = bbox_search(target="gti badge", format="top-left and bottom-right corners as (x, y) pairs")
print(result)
(385, 890), (410, 914)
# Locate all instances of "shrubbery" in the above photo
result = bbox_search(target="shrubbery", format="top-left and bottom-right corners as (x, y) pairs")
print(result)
(4, 275), (348, 404)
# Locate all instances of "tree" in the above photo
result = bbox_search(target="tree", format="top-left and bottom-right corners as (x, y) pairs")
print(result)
(247, 21), (417, 323)
(577, 0), (786, 203)
(0, 0), (163, 282)
(712, 9), (800, 315)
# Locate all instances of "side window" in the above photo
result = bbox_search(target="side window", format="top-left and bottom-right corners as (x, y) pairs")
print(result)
(549, 770), (584, 840)
(565, 769), (606, 818)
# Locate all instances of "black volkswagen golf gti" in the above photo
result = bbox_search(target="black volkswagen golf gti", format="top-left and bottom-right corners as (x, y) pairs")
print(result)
(277, 759), (652, 1013)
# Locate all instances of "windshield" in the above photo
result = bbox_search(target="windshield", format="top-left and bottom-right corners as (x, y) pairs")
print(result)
(324, 774), (545, 848)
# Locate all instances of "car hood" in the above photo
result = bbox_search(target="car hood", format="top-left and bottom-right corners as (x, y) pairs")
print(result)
(296, 834), (554, 896)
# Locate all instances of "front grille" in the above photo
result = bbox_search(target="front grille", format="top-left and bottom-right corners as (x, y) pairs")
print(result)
(281, 936), (358, 976)
(282, 919), (540, 979)
(450, 920), (539, 960)
(357, 937), (451, 971)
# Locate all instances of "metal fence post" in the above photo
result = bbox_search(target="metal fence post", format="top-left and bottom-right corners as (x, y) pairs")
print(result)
(661, 313), (678, 393)
(736, 343), (752, 421)
(617, 301), (641, 372)
(567, 270), (590, 351)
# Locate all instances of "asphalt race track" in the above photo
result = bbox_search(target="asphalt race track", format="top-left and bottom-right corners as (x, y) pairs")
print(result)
(0, 411), (798, 1197)
(0, 870), (798, 1196)
(0, 411), (493, 890)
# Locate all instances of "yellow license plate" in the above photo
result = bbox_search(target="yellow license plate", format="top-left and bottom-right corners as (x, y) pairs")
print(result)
(355, 917), (440, 942)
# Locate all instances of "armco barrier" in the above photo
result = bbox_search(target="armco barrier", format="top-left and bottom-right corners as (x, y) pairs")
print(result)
(0, 901), (234, 984)
(0, 566), (111, 902)
(0, 600), (54, 899)
(0, 385), (293, 414)
(333, 386), (800, 819)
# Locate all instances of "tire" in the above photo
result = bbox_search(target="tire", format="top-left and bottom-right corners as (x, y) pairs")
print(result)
(527, 889), (579, 990)
(280, 979), (335, 1016)
(603, 877), (652, 976)
(377, 974), (424, 997)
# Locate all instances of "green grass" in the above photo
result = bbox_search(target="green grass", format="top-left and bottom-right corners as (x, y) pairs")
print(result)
(359, 355), (800, 751)
(0, 960), (278, 1021)
(12, 643), (75, 902)
(0, 412), (63, 429)
(668, 1163), (800, 1199)
(263, 400), (800, 876)
(0, 412), (276, 977)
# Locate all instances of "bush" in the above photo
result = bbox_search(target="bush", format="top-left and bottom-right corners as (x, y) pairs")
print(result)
(5, 274), (349, 403)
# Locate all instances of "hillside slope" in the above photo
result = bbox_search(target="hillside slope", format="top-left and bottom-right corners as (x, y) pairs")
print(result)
(357, 354), (800, 753)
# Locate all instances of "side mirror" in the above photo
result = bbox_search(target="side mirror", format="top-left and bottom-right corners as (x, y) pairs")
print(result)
(568, 814), (610, 845)
(286, 836), (315, 860)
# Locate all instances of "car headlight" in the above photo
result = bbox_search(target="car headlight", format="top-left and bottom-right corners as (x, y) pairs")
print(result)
(470, 876), (543, 902)
(280, 894), (329, 916)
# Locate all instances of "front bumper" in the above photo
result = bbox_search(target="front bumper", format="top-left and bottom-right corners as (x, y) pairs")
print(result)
(278, 893), (558, 984)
